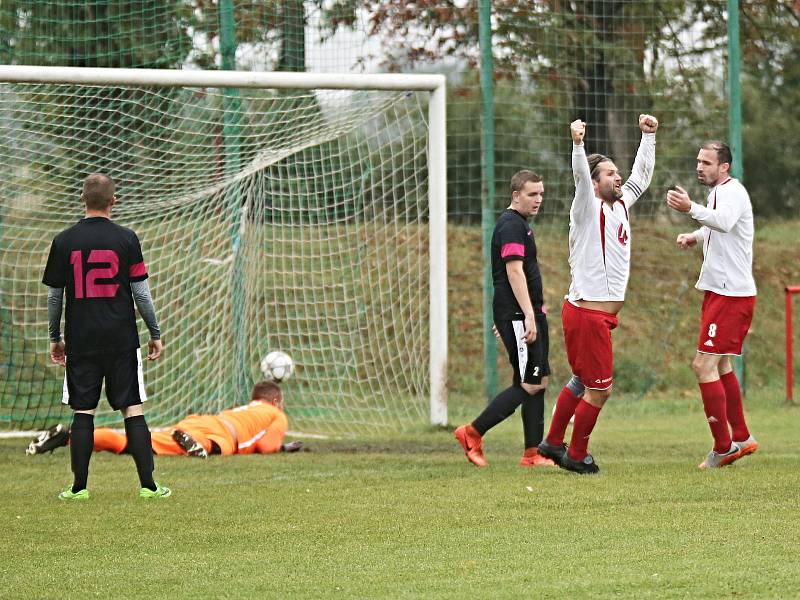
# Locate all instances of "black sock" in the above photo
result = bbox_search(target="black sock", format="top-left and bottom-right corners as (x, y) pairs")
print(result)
(472, 386), (529, 435)
(70, 412), (94, 493)
(124, 415), (156, 491)
(521, 388), (546, 449)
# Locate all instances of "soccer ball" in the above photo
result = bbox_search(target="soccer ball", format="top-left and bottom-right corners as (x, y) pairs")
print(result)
(260, 351), (294, 383)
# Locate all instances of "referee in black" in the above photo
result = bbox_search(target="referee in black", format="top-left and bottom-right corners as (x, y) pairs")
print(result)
(42, 173), (169, 500)
(454, 170), (555, 468)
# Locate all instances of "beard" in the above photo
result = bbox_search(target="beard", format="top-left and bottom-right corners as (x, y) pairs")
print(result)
(601, 182), (623, 201)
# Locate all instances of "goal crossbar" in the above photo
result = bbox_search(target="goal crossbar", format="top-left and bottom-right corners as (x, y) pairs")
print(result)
(0, 65), (445, 92)
(0, 65), (448, 427)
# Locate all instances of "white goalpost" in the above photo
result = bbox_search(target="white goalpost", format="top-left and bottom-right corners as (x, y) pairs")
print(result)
(0, 65), (447, 434)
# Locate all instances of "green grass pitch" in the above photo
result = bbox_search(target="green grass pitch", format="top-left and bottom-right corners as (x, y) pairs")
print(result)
(2, 391), (799, 599)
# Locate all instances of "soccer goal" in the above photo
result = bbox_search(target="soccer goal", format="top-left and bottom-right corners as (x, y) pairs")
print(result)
(0, 65), (447, 435)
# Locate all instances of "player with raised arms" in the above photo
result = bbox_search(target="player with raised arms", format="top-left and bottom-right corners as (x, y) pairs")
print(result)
(538, 114), (659, 474)
(666, 141), (758, 469)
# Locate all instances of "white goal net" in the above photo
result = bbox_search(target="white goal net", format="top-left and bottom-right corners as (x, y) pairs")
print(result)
(0, 67), (447, 435)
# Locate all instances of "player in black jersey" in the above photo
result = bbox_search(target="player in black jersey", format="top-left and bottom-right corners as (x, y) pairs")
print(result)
(42, 174), (170, 500)
(454, 170), (556, 468)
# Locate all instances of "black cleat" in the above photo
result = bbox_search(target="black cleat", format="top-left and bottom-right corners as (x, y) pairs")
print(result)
(26, 424), (70, 455)
(172, 429), (208, 458)
(537, 439), (567, 464)
(559, 452), (600, 475)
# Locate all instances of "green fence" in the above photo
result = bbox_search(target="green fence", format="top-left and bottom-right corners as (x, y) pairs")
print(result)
(1, 1), (796, 429)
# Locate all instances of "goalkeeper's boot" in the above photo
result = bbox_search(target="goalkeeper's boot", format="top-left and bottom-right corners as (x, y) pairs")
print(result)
(537, 439), (567, 464)
(454, 424), (488, 467)
(27, 424), (70, 455)
(698, 442), (742, 470)
(519, 447), (556, 467)
(140, 483), (171, 499)
(733, 435), (758, 459)
(172, 429), (208, 458)
(559, 451), (600, 475)
(58, 486), (89, 501)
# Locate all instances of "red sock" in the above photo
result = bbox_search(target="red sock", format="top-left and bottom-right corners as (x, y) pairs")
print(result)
(699, 380), (731, 453)
(721, 371), (749, 441)
(546, 386), (581, 446)
(567, 400), (601, 461)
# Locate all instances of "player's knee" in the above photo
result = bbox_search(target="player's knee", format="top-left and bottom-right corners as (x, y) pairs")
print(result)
(586, 387), (611, 407)
(566, 375), (585, 398)
(691, 356), (713, 380)
(121, 404), (144, 419)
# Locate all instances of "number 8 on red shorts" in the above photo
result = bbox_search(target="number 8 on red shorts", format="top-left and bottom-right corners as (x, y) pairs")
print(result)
(697, 291), (756, 356)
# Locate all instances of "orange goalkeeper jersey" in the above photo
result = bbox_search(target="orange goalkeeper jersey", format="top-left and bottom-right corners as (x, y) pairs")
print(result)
(219, 400), (288, 455)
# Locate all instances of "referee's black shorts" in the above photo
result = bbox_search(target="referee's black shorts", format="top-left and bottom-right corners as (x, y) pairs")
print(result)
(496, 312), (550, 386)
(62, 348), (147, 411)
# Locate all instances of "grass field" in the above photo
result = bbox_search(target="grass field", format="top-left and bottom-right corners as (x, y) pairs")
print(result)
(2, 218), (799, 597)
(2, 388), (799, 599)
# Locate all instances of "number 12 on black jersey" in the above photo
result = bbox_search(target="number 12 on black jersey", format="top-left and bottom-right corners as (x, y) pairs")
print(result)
(69, 250), (120, 299)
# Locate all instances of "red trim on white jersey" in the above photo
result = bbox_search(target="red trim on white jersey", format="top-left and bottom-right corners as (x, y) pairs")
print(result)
(566, 135), (655, 302)
(690, 177), (756, 297)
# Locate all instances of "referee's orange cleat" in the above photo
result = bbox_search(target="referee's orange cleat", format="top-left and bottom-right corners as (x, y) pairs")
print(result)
(519, 447), (556, 467)
(454, 424), (487, 467)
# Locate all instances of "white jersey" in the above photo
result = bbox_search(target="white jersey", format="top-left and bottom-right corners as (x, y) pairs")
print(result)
(567, 133), (656, 302)
(689, 177), (756, 297)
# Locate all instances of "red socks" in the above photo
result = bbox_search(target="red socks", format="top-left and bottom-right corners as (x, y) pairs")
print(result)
(567, 400), (601, 461)
(546, 386), (581, 446)
(699, 380), (732, 453)
(721, 371), (750, 442)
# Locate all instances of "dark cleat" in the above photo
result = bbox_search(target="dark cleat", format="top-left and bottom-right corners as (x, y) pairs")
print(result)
(537, 439), (567, 464)
(27, 424), (70, 455)
(559, 452), (600, 475)
(172, 429), (208, 458)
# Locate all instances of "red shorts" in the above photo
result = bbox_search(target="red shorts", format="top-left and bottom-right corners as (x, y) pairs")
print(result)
(561, 301), (618, 390)
(697, 291), (756, 355)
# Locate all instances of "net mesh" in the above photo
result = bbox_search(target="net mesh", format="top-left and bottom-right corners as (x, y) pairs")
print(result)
(0, 0), (759, 428)
(0, 82), (433, 434)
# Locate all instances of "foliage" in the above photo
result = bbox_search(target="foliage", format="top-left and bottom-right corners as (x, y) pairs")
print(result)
(0, 0), (192, 67)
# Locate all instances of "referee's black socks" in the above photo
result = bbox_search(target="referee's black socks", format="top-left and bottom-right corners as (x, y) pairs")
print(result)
(521, 389), (545, 449)
(473, 386), (531, 436)
(70, 412), (94, 493)
(124, 415), (157, 492)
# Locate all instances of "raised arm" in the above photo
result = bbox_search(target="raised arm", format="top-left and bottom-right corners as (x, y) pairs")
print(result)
(620, 114), (658, 209)
(570, 119), (595, 222)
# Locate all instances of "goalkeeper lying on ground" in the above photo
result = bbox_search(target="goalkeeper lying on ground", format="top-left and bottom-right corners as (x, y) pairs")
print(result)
(26, 380), (303, 458)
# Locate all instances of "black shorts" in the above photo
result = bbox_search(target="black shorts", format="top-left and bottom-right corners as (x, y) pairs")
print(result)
(496, 313), (550, 386)
(62, 348), (147, 411)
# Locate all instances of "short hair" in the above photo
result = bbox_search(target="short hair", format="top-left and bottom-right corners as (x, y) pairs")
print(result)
(701, 141), (733, 166)
(82, 174), (116, 210)
(251, 380), (283, 403)
(510, 170), (542, 194)
(587, 154), (613, 181)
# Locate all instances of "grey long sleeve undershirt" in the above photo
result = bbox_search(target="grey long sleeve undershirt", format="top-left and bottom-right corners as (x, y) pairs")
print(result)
(131, 279), (161, 340)
(47, 286), (64, 341)
(47, 281), (161, 342)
